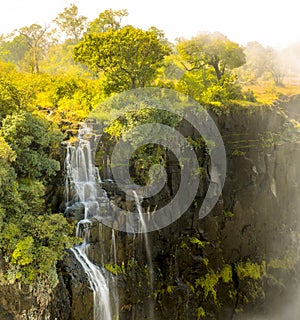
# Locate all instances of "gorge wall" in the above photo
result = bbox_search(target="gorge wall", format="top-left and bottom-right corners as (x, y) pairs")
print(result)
(1, 96), (300, 320)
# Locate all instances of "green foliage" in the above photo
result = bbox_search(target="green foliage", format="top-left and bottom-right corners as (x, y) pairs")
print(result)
(174, 64), (243, 106)
(53, 4), (87, 43)
(223, 210), (234, 218)
(0, 209), (77, 285)
(0, 139), (20, 215)
(0, 111), (62, 180)
(40, 42), (93, 77)
(189, 237), (208, 249)
(236, 260), (266, 280)
(74, 25), (171, 94)
(177, 32), (246, 81)
(18, 179), (45, 215)
(105, 263), (126, 276)
(0, 136), (16, 162)
(172, 32), (246, 108)
(12, 236), (34, 266)
(243, 89), (257, 102)
(0, 64), (104, 128)
(0, 35), (29, 66)
(238, 42), (286, 86)
(201, 74), (243, 103)
(197, 306), (206, 319)
(232, 149), (246, 157)
(219, 264), (233, 283)
(94, 96), (181, 184)
(88, 9), (128, 33)
(195, 265), (233, 303)
(18, 24), (54, 74)
(0, 77), (24, 118)
(0, 105), (76, 287)
(196, 272), (219, 301)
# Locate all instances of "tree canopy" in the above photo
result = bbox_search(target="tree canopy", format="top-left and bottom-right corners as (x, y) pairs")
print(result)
(18, 24), (54, 73)
(74, 25), (171, 94)
(0, 105), (76, 286)
(53, 3), (87, 43)
(0, 111), (62, 179)
(177, 32), (246, 80)
(87, 9), (128, 33)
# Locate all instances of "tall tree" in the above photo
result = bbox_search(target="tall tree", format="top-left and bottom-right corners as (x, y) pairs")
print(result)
(87, 9), (128, 33)
(177, 32), (246, 81)
(74, 26), (170, 94)
(53, 3), (87, 43)
(244, 42), (270, 79)
(265, 47), (285, 86)
(18, 24), (52, 74)
(239, 42), (286, 86)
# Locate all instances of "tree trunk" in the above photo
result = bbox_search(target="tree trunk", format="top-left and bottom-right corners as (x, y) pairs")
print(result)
(131, 77), (136, 89)
(213, 64), (222, 81)
(33, 49), (39, 74)
(210, 57), (222, 81)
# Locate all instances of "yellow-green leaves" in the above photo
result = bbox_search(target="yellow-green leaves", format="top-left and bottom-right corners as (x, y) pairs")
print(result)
(0, 136), (16, 162)
(74, 26), (171, 94)
(12, 237), (34, 266)
(236, 260), (266, 280)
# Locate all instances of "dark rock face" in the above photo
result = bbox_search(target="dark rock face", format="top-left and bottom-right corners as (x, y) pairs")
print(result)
(99, 99), (300, 319)
(0, 306), (13, 320)
(1, 97), (300, 320)
(52, 252), (94, 320)
(0, 278), (51, 320)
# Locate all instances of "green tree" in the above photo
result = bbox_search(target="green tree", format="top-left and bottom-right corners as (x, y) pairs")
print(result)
(88, 9), (128, 33)
(0, 137), (18, 216)
(40, 42), (93, 77)
(0, 111), (62, 180)
(147, 26), (171, 46)
(0, 78), (24, 118)
(0, 136), (16, 162)
(53, 3), (87, 43)
(177, 32), (246, 81)
(242, 42), (270, 82)
(0, 114), (76, 287)
(74, 25), (170, 94)
(239, 42), (286, 86)
(265, 47), (285, 86)
(0, 34), (29, 66)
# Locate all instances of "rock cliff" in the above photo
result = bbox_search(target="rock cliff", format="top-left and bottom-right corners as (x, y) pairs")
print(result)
(1, 96), (299, 319)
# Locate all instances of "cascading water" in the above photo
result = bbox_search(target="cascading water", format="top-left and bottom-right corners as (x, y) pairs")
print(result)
(133, 191), (155, 319)
(65, 126), (115, 320)
(65, 125), (157, 320)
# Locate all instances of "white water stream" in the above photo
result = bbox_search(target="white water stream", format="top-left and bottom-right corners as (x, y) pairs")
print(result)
(133, 191), (154, 319)
(65, 126), (155, 320)
(65, 127), (114, 320)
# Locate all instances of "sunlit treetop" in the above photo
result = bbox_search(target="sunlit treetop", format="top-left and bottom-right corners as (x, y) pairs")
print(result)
(74, 25), (171, 94)
(177, 32), (246, 80)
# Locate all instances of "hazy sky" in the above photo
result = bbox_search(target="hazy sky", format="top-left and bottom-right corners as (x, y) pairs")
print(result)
(1, 0), (299, 48)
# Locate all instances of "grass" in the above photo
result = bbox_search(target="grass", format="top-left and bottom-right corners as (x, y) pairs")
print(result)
(243, 78), (300, 105)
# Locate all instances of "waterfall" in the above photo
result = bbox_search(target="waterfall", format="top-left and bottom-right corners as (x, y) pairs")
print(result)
(65, 126), (115, 320)
(110, 229), (119, 320)
(65, 125), (157, 320)
(71, 246), (112, 320)
(133, 191), (155, 319)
